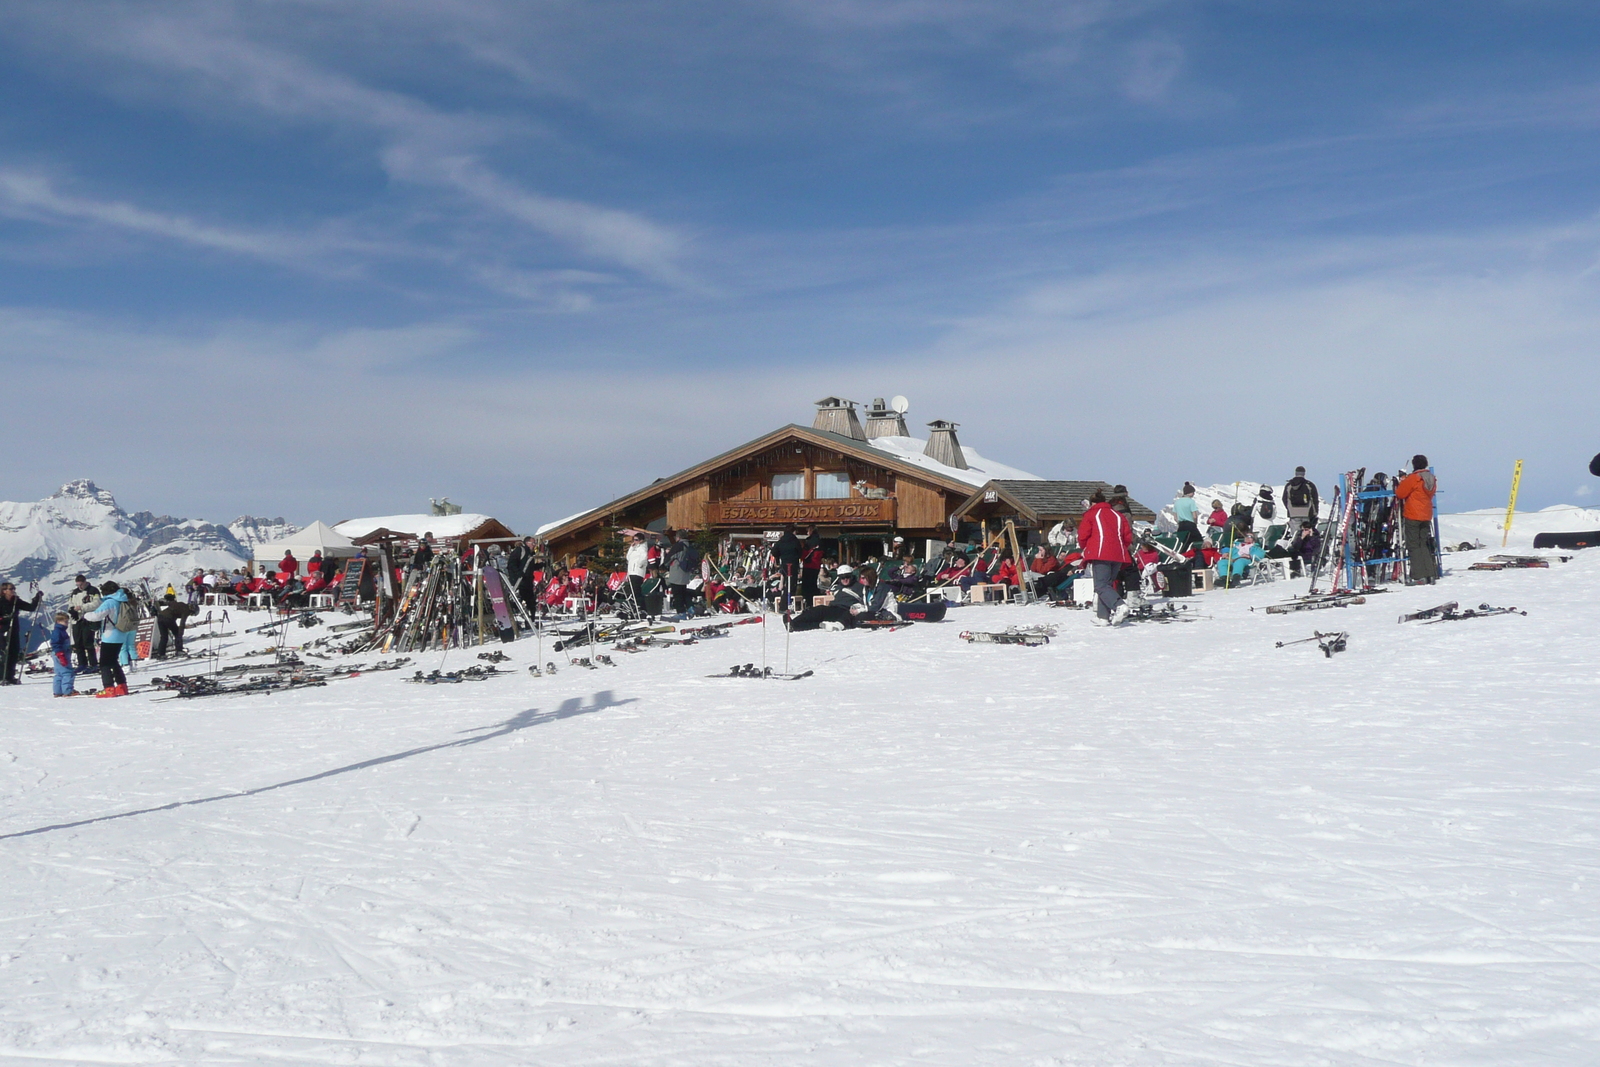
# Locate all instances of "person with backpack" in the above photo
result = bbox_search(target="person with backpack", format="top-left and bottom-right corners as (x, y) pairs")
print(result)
(0, 581), (45, 685)
(1077, 490), (1133, 625)
(1283, 467), (1319, 526)
(665, 529), (702, 618)
(1394, 455), (1439, 585)
(1255, 484), (1276, 521)
(80, 580), (136, 697)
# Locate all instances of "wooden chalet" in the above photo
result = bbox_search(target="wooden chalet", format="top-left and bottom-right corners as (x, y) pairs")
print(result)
(950, 479), (1157, 537)
(538, 399), (1154, 562)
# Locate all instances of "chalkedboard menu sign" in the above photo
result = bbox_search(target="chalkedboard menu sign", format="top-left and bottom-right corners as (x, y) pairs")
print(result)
(339, 557), (368, 602)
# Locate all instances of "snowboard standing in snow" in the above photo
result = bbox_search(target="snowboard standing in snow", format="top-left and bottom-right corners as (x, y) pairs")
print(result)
(480, 564), (517, 643)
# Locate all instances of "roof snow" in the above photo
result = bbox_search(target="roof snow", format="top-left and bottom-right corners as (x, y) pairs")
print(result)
(855, 434), (1042, 487)
(334, 514), (497, 540)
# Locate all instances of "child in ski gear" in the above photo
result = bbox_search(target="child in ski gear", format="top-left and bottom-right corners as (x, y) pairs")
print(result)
(50, 612), (76, 696)
(80, 580), (133, 696)
(0, 581), (45, 685)
(1394, 455), (1439, 584)
(1078, 490), (1133, 624)
(1283, 467), (1319, 525)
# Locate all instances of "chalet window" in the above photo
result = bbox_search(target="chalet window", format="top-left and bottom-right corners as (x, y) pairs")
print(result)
(771, 472), (805, 500)
(814, 472), (851, 499)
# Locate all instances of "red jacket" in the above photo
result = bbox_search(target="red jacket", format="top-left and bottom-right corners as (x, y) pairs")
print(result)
(279, 554), (298, 575)
(1078, 503), (1133, 564)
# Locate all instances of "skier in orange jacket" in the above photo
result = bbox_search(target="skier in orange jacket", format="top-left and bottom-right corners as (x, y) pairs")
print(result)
(1394, 455), (1439, 584)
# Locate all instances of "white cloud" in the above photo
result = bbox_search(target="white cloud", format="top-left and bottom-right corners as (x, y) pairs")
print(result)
(4, 4), (694, 287)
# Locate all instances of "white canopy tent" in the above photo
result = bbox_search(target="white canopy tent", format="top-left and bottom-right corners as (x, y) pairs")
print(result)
(252, 520), (360, 566)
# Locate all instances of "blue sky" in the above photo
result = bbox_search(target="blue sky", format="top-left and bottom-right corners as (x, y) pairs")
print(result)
(2, 1), (1598, 530)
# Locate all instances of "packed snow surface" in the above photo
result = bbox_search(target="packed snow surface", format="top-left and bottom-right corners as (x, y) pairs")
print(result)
(3, 546), (1599, 1064)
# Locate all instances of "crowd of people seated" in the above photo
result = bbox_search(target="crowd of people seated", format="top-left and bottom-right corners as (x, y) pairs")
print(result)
(184, 549), (344, 608)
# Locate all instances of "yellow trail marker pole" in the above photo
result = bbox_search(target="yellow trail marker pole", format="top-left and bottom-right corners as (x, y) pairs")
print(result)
(1501, 459), (1524, 547)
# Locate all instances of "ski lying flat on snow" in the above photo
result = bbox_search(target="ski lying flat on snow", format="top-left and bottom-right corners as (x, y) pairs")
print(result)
(1399, 601), (1458, 623)
(961, 630), (1050, 645)
(1418, 604), (1527, 624)
(1262, 595), (1366, 614)
(711, 664), (813, 680)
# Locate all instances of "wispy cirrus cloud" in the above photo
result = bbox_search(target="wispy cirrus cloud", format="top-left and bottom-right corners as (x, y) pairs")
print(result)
(3, 3), (694, 289)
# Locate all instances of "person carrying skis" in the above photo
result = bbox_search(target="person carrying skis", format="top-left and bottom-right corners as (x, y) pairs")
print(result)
(1077, 490), (1133, 625)
(1394, 455), (1439, 584)
(67, 573), (101, 671)
(0, 581), (45, 684)
(49, 612), (77, 696)
(80, 580), (134, 697)
(1283, 467), (1319, 527)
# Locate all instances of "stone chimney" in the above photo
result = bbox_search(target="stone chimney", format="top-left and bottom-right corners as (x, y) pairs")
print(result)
(864, 397), (909, 438)
(923, 420), (968, 469)
(813, 397), (866, 441)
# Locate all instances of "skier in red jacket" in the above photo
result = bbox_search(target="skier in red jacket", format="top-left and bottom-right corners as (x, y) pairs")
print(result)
(1077, 490), (1133, 625)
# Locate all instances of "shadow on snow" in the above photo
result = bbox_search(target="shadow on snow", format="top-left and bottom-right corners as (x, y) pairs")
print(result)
(0, 690), (631, 841)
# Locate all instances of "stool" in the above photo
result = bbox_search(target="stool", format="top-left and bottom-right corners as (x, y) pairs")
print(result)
(929, 585), (964, 603)
(812, 595), (830, 607)
(202, 592), (237, 607)
(1072, 576), (1096, 606)
(1193, 569), (1216, 591)
(970, 583), (1010, 603)
(308, 594), (334, 609)
(246, 593), (273, 609)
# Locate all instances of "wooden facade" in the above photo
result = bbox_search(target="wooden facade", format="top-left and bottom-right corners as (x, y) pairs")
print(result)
(539, 425), (981, 562)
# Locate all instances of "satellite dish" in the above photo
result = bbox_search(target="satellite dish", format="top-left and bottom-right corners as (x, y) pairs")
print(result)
(890, 395), (909, 414)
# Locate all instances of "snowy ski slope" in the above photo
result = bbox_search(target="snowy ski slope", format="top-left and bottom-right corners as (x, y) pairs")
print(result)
(2, 545), (1598, 1064)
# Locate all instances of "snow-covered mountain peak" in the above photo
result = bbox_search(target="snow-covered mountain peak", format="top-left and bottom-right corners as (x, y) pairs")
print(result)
(50, 479), (120, 508)
(0, 484), (296, 600)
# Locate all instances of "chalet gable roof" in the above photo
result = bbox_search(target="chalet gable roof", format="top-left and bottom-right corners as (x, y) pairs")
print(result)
(536, 424), (1025, 541)
(952, 479), (1157, 525)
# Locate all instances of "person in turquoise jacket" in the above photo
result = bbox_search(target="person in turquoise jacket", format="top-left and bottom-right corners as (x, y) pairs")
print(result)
(1217, 535), (1263, 586)
(80, 581), (134, 697)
